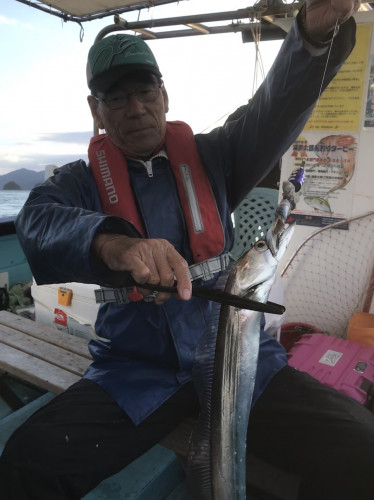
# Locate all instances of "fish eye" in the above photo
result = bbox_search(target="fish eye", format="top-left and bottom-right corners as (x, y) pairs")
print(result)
(254, 240), (267, 252)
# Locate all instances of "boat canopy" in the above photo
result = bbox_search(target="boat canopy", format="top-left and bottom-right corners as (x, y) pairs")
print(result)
(13, 0), (374, 41)
(14, 0), (184, 22)
(15, 0), (305, 42)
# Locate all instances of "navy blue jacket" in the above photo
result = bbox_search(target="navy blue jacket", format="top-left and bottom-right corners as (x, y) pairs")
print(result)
(15, 17), (355, 424)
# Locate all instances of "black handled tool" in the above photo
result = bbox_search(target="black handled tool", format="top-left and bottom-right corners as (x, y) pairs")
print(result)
(134, 282), (285, 315)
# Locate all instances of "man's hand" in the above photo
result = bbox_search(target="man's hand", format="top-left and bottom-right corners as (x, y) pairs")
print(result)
(93, 234), (192, 304)
(304, 0), (360, 42)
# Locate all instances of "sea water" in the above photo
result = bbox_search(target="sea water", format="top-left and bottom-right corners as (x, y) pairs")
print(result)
(0, 191), (30, 218)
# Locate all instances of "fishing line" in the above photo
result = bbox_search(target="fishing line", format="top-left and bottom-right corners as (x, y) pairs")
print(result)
(250, 6), (266, 97)
(309, 18), (340, 130)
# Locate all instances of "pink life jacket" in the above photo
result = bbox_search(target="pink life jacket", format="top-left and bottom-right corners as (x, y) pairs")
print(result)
(88, 120), (225, 264)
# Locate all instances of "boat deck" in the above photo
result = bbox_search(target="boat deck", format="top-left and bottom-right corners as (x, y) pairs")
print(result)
(0, 310), (296, 499)
(0, 309), (194, 499)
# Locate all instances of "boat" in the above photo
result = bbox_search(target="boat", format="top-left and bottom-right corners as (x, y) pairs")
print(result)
(1, 1), (374, 498)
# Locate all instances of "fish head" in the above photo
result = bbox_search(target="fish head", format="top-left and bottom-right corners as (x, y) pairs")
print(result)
(232, 224), (294, 302)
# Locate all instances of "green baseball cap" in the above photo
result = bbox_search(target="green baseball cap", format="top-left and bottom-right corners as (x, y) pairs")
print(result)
(87, 34), (162, 93)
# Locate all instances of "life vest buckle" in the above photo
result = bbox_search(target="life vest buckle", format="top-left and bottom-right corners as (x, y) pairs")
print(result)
(126, 287), (144, 302)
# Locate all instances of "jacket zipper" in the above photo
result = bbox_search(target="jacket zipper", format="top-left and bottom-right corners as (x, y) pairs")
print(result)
(144, 160), (153, 178)
(129, 151), (168, 178)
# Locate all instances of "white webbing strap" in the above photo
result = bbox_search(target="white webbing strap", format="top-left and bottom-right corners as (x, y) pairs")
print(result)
(188, 253), (230, 281)
(94, 253), (231, 304)
(94, 287), (132, 304)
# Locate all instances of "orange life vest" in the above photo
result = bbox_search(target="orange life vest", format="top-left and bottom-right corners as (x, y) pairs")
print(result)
(88, 120), (225, 263)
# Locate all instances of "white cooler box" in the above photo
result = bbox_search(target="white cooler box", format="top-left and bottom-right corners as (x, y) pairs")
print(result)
(31, 281), (100, 340)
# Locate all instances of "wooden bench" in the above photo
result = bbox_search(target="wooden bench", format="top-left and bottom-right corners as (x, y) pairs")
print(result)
(0, 310), (192, 499)
(0, 310), (298, 500)
(0, 309), (91, 394)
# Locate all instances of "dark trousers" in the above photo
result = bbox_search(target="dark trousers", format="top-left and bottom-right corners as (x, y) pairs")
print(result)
(1, 365), (374, 500)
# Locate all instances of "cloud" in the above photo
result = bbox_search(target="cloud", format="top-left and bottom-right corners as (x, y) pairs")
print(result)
(0, 15), (34, 30)
(0, 129), (93, 175)
(0, 15), (17, 25)
(39, 131), (92, 145)
(0, 152), (88, 176)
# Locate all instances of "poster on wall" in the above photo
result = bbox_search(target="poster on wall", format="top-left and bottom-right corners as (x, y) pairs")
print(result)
(364, 56), (374, 128)
(280, 24), (370, 227)
(303, 23), (371, 132)
(281, 132), (357, 227)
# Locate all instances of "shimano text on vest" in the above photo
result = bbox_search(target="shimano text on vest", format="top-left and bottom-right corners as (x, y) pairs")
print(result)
(96, 149), (119, 204)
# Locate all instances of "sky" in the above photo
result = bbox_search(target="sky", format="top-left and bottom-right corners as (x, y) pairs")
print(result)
(0, 0), (284, 176)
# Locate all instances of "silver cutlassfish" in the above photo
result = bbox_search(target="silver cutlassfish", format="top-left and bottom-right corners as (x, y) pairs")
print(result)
(187, 170), (304, 499)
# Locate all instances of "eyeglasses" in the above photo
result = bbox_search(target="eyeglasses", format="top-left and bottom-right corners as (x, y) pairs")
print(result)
(92, 83), (162, 110)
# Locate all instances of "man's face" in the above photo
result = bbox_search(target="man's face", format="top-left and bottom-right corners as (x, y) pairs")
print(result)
(88, 72), (169, 159)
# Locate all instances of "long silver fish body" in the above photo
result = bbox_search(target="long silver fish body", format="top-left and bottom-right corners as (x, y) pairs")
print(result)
(187, 223), (294, 500)
(211, 224), (294, 499)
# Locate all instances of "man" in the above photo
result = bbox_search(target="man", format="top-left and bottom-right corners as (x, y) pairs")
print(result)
(1, 0), (373, 499)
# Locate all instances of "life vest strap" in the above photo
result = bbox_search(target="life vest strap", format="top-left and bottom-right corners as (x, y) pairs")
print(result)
(188, 253), (231, 281)
(94, 253), (231, 304)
